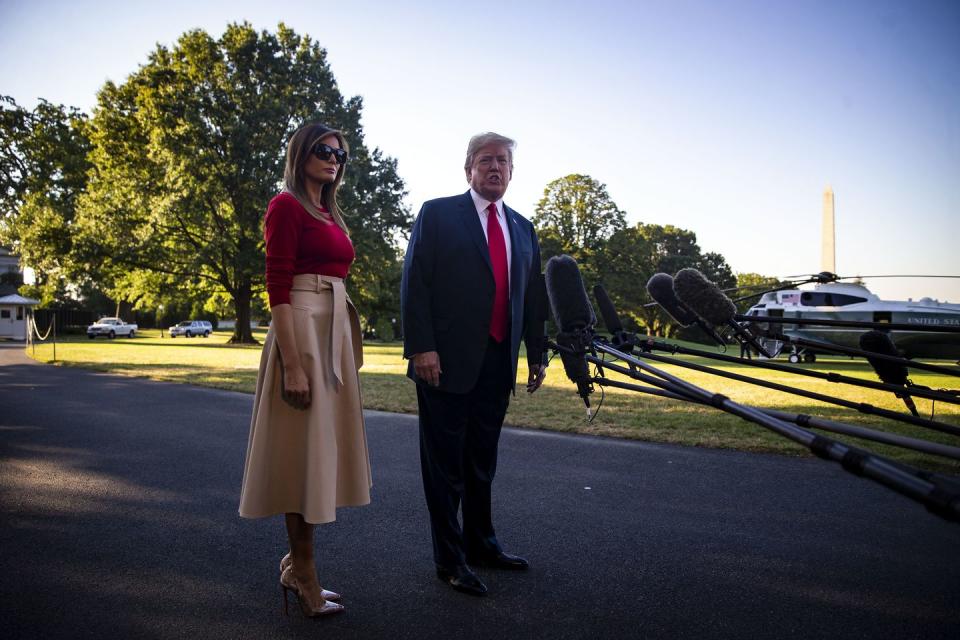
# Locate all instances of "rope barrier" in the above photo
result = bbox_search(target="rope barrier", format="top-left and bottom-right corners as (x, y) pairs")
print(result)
(30, 315), (54, 341)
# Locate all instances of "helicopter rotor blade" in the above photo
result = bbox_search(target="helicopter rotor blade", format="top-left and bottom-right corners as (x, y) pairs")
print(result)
(841, 274), (960, 279)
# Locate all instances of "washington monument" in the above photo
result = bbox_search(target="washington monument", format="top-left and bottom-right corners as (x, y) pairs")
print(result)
(822, 186), (836, 273)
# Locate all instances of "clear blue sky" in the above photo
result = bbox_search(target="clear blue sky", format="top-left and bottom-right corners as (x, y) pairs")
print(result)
(2, 0), (958, 301)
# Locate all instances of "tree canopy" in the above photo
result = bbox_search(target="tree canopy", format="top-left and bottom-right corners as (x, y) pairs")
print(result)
(1, 24), (410, 339)
(63, 22), (409, 341)
(534, 174), (626, 274)
(0, 96), (95, 305)
(533, 174), (736, 339)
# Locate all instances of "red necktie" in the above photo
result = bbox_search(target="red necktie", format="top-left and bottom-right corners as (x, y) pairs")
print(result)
(486, 203), (509, 343)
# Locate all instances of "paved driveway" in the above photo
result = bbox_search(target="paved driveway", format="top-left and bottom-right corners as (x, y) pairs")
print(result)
(1, 343), (958, 639)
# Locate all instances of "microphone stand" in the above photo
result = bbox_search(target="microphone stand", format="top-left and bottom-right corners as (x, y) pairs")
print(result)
(591, 376), (960, 462)
(546, 334), (595, 417)
(725, 319), (775, 358)
(771, 334), (960, 378)
(614, 334), (960, 407)
(586, 342), (960, 523)
(589, 336), (960, 437)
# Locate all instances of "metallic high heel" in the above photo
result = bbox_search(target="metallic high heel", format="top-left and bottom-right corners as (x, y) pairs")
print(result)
(280, 567), (345, 618)
(280, 553), (341, 601)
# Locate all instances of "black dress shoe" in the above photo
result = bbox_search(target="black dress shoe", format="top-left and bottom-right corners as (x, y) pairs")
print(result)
(436, 565), (488, 596)
(466, 550), (530, 570)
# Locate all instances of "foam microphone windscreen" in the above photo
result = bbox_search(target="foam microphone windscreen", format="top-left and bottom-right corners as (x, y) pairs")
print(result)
(859, 330), (909, 386)
(646, 273), (698, 326)
(673, 268), (737, 326)
(593, 284), (623, 334)
(545, 255), (596, 333)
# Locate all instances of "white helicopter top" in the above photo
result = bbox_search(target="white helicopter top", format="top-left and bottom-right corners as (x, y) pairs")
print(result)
(745, 275), (960, 360)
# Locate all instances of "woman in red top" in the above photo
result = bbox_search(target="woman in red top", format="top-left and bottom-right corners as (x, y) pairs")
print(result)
(239, 123), (371, 618)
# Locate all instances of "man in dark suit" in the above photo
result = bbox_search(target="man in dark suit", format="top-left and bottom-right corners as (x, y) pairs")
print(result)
(401, 132), (547, 596)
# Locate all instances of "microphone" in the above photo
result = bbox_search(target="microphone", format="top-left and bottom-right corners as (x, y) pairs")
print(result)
(593, 284), (633, 352)
(673, 268), (773, 357)
(544, 255), (595, 416)
(860, 330), (919, 416)
(645, 273), (726, 348)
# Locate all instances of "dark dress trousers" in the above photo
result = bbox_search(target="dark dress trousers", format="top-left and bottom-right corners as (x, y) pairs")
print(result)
(401, 191), (544, 569)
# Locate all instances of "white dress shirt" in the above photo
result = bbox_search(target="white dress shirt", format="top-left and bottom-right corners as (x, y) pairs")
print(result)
(470, 188), (512, 293)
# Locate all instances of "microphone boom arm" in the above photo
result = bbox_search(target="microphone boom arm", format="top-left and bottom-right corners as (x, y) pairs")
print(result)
(587, 341), (960, 522)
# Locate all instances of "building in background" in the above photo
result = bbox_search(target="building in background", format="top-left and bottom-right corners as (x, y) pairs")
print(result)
(0, 246), (38, 340)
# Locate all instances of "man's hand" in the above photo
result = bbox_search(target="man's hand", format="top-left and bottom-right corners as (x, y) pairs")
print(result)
(413, 351), (442, 387)
(526, 364), (546, 393)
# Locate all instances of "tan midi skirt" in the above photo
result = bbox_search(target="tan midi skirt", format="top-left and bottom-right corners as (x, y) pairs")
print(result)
(239, 274), (372, 524)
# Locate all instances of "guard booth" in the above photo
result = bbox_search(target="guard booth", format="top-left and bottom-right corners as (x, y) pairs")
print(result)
(0, 294), (39, 341)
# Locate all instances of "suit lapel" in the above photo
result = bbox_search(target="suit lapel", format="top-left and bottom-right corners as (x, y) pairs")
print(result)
(459, 191), (492, 274)
(505, 205), (525, 295)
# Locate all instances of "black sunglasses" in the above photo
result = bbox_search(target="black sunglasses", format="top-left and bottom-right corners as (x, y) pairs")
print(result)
(311, 142), (348, 165)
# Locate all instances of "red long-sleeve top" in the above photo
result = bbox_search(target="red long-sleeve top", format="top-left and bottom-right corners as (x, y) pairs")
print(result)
(264, 192), (355, 307)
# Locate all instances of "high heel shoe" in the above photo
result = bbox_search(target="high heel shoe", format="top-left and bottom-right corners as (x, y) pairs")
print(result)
(280, 553), (341, 601)
(280, 567), (345, 618)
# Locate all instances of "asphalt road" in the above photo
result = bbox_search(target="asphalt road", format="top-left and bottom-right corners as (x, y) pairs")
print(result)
(1, 342), (958, 639)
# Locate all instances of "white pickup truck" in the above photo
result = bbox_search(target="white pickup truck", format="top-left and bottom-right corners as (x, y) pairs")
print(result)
(87, 317), (138, 339)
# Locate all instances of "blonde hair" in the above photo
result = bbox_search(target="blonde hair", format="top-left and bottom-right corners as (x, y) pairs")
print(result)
(464, 132), (516, 172)
(282, 123), (350, 234)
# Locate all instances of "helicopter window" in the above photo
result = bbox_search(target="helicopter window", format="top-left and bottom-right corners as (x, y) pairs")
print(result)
(873, 311), (892, 323)
(767, 309), (783, 317)
(800, 292), (867, 306)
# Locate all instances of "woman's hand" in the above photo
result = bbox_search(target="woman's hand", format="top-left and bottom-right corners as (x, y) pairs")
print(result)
(270, 303), (310, 410)
(282, 363), (311, 410)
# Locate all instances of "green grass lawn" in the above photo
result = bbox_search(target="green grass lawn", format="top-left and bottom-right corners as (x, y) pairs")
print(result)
(25, 329), (960, 472)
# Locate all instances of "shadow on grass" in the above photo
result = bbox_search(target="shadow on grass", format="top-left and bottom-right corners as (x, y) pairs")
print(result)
(50, 360), (259, 393)
(31, 348), (960, 474)
(70, 339), (264, 350)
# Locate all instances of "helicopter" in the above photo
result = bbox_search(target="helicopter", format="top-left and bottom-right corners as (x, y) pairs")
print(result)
(742, 271), (960, 363)
(739, 187), (960, 363)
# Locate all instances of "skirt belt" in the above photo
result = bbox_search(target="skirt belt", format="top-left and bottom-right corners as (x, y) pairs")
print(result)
(290, 273), (350, 387)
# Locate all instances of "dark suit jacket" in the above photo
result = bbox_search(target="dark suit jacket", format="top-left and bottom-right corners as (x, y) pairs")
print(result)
(401, 191), (546, 394)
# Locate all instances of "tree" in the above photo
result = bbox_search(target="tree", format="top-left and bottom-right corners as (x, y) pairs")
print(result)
(75, 23), (409, 343)
(0, 96), (98, 306)
(530, 173), (739, 340)
(732, 272), (784, 313)
(592, 225), (655, 333)
(627, 224), (735, 338)
(534, 174), (626, 272)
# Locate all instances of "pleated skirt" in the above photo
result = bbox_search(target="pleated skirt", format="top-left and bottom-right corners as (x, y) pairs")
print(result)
(239, 274), (372, 524)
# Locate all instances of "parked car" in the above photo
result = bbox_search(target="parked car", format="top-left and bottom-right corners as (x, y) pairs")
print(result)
(87, 317), (138, 339)
(169, 320), (212, 338)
